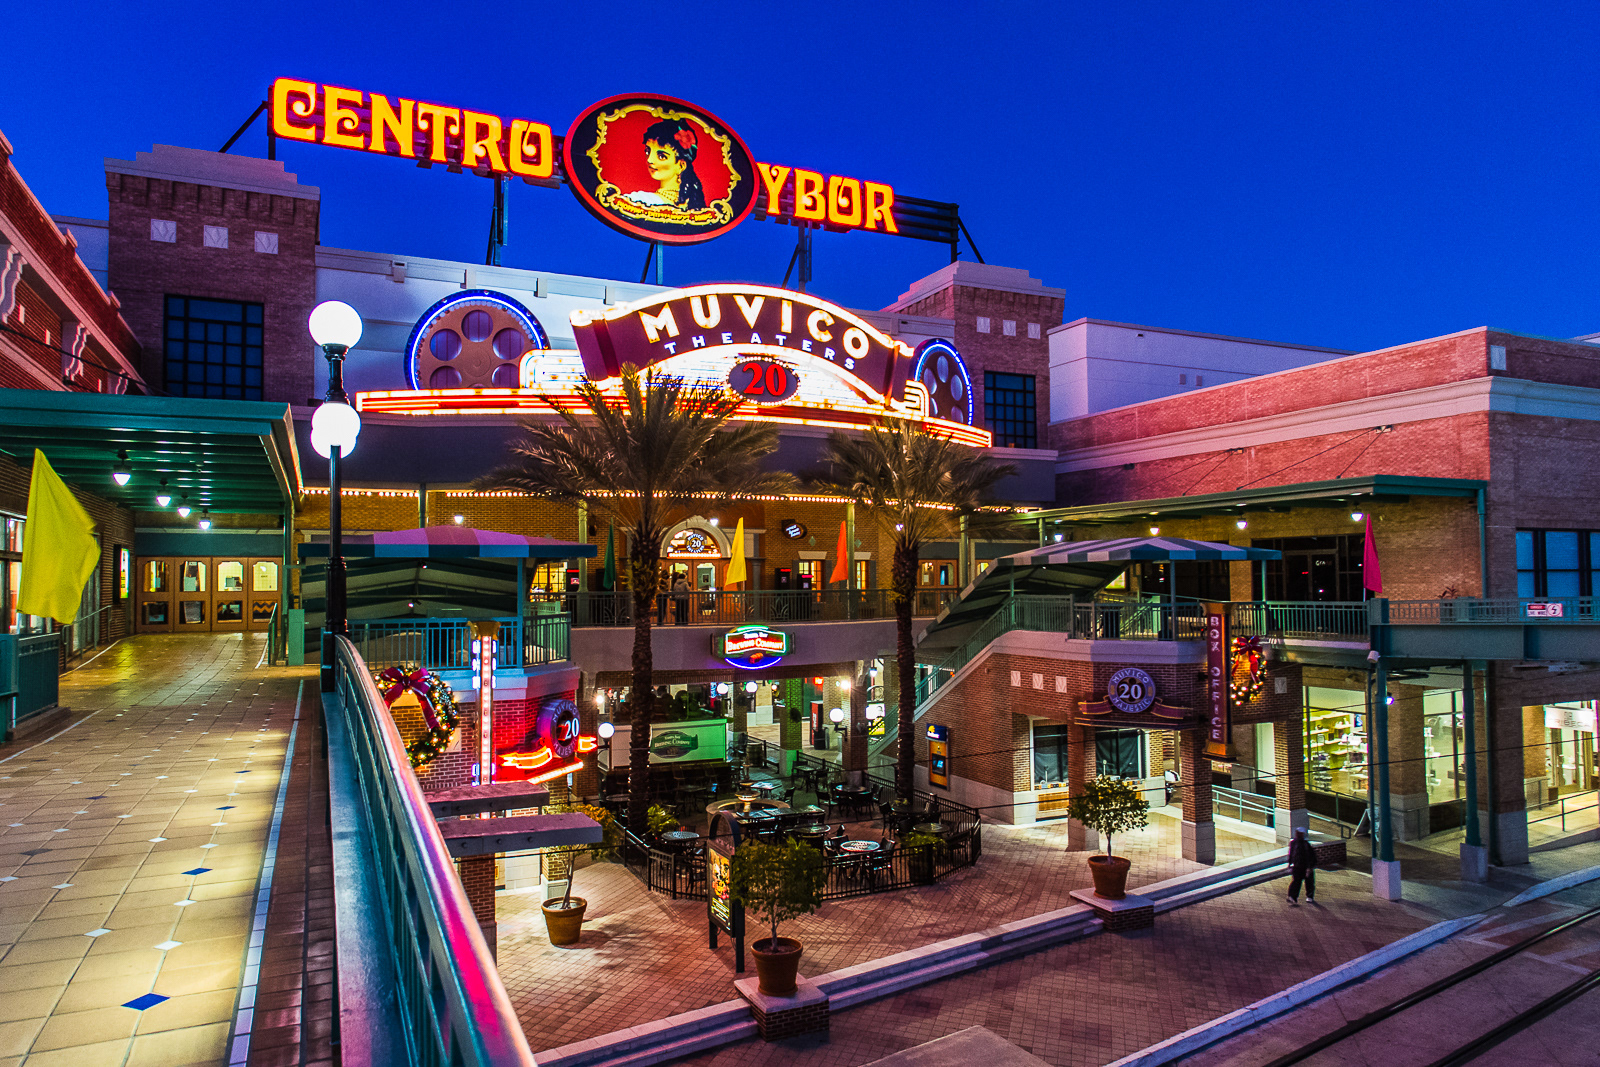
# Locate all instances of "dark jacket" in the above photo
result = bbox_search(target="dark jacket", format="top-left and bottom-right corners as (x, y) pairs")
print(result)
(1288, 836), (1316, 872)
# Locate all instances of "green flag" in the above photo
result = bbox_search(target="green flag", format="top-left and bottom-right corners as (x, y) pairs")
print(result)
(17, 450), (98, 624)
(602, 523), (616, 591)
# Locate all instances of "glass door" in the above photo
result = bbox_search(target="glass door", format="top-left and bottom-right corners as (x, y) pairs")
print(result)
(176, 560), (208, 629)
(249, 559), (280, 631)
(137, 558), (173, 632)
(213, 560), (246, 631)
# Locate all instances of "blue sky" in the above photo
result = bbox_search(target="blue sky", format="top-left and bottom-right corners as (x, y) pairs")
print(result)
(7, 1), (1598, 351)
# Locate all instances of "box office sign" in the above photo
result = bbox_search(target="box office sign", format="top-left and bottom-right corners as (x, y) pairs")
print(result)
(1204, 607), (1234, 759)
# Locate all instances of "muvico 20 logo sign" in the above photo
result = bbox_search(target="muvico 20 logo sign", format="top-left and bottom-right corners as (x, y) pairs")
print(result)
(268, 79), (963, 247)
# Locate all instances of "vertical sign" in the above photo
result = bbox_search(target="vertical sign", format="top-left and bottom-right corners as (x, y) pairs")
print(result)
(705, 812), (745, 972)
(927, 723), (950, 789)
(1204, 605), (1234, 759)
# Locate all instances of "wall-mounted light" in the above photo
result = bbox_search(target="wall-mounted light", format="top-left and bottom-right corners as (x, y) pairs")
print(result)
(1149, 526), (1161, 536)
(1053, 533), (1064, 542)
(708, 517), (720, 527)
(1351, 512), (1365, 522)
(1236, 519), (1248, 530)
(453, 514), (465, 525)
(112, 450), (131, 487)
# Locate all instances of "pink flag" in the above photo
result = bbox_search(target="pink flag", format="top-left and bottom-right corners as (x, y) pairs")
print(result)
(1362, 514), (1383, 594)
(829, 521), (850, 584)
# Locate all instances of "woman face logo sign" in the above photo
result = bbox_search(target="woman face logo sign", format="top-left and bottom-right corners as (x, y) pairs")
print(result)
(563, 94), (758, 244)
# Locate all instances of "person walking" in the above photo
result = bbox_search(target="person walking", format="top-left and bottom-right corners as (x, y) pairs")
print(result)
(1287, 826), (1317, 905)
(672, 573), (691, 625)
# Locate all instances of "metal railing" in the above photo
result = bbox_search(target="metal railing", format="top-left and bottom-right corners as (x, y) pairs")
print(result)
(59, 604), (116, 664)
(541, 588), (956, 628)
(0, 632), (62, 737)
(1232, 601), (1368, 639)
(347, 616), (524, 670)
(329, 636), (535, 1067)
(1213, 785), (1276, 828)
(522, 610), (571, 666)
(1382, 597), (1600, 624)
(1529, 788), (1599, 833)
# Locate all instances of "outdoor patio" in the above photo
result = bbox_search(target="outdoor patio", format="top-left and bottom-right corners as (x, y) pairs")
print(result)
(493, 809), (1279, 1054)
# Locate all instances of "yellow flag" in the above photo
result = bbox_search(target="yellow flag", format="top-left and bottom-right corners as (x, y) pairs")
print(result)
(17, 450), (98, 624)
(724, 517), (747, 588)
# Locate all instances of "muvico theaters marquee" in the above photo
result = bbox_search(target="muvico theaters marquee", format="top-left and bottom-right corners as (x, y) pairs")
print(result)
(265, 77), (997, 444)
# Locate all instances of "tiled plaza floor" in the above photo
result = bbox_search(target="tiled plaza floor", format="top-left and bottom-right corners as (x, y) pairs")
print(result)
(496, 809), (1278, 1053)
(0, 634), (316, 1067)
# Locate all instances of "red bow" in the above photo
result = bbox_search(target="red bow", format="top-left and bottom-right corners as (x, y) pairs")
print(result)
(378, 667), (441, 730)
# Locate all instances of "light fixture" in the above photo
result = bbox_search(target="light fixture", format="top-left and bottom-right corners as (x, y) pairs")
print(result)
(708, 517), (719, 527)
(453, 514), (465, 525)
(744, 681), (758, 693)
(828, 707), (845, 724)
(716, 682), (730, 695)
(310, 400), (360, 459)
(177, 495), (191, 520)
(840, 677), (851, 690)
(1053, 533), (1064, 542)
(1351, 512), (1365, 522)
(112, 450), (131, 487)
(1236, 519), (1248, 530)
(308, 300), (364, 350)
(598, 721), (616, 739)
(155, 478), (171, 509)
(1149, 526), (1160, 536)
(197, 510), (212, 531)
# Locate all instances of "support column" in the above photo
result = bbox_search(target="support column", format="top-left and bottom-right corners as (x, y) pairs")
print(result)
(1274, 716), (1309, 840)
(845, 661), (868, 785)
(1371, 660), (1402, 899)
(779, 677), (804, 776)
(1067, 724), (1099, 852)
(1179, 730), (1215, 864)
(1460, 662), (1487, 881)
(1487, 663), (1530, 865)
(1387, 684), (1429, 841)
(458, 855), (497, 958)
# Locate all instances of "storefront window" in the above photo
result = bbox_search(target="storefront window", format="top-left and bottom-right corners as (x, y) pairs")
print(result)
(1032, 722), (1071, 789)
(920, 561), (956, 586)
(1095, 728), (1146, 779)
(1304, 686), (1367, 796)
(1539, 702), (1596, 801)
(1423, 690), (1463, 804)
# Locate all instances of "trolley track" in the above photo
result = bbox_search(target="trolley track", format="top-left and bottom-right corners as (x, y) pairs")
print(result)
(1261, 902), (1600, 1067)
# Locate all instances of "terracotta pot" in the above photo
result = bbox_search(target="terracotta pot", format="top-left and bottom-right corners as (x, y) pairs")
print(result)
(1088, 855), (1131, 899)
(542, 897), (587, 945)
(751, 936), (804, 995)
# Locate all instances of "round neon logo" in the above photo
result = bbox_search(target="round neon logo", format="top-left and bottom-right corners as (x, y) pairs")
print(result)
(562, 94), (758, 245)
(404, 290), (548, 390)
(1106, 667), (1157, 715)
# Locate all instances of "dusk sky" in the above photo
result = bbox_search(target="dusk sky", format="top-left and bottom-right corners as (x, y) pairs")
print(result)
(7, 1), (1599, 352)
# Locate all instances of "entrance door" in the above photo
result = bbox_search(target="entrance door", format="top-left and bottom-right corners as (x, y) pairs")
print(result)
(138, 558), (173, 632)
(1095, 728), (1147, 779)
(213, 560), (247, 632)
(1282, 550), (1338, 601)
(249, 559), (280, 631)
(175, 559), (209, 630)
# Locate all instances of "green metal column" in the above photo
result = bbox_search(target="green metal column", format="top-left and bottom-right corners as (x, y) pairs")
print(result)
(1462, 660), (1482, 849)
(845, 502), (857, 618)
(958, 515), (971, 588)
(1373, 658), (1394, 863)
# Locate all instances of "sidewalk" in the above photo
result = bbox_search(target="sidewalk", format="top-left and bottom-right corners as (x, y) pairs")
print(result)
(0, 634), (320, 1067)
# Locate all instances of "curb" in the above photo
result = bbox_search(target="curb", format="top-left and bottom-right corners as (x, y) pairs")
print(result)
(1501, 862), (1600, 907)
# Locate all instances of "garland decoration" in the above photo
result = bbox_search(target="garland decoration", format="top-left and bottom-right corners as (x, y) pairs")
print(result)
(1229, 635), (1268, 703)
(374, 664), (462, 768)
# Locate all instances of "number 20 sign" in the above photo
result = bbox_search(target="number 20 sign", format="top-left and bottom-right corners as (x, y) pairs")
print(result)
(728, 358), (800, 403)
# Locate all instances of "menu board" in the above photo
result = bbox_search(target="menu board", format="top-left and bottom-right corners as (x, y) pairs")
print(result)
(707, 845), (732, 931)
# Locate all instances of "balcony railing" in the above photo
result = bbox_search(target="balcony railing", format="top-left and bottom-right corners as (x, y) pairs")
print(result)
(347, 613), (571, 671)
(535, 588), (956, 628)
(1379, 597), (1600, 624)
(1232, 600), (1368, 640)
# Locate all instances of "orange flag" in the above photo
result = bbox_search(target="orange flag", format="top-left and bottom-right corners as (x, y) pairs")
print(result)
(829, 520), (850, 584)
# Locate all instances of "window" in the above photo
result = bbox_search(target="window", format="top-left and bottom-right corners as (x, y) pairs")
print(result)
(1179, 373), (1187, 385)
(1195, 375), (1204, 387)
(163, 296), (264, 399)
(975, 316), (991, 334)
(1516, 529), (1600, 597)
(984, 372), (1037, 449)
(1002, 319), (1017, 336)
(1032, 722), (1072, 789)
(1027, 323), (1041, 340)
(1095, 728), (1146, 779)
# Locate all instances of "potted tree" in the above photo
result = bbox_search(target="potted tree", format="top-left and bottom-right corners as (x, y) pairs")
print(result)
(900, 830), (945, 885)
(541, 802), (619, 946)
(728, 839), (828, 995)
(1065, 775), (1150, 900)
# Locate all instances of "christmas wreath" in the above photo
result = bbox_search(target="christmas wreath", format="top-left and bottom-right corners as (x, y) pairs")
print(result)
(1229, 635), (1269, 703)
(374, 664), (461, 769)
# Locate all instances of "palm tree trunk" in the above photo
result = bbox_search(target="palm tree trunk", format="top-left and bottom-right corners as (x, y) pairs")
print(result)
(893, 539), (917, 804)
(628, 544), (661, 832)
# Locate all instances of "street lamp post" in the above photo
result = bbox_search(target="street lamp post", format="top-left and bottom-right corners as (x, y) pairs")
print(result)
(309, 300), (363, 692)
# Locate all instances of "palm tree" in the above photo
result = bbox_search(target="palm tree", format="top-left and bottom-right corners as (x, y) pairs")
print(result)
(822, 420), (1016, 803)
(477, 365), (794, 829)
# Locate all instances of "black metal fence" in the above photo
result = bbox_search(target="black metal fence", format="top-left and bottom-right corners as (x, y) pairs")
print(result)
(539, 588), (955, 628)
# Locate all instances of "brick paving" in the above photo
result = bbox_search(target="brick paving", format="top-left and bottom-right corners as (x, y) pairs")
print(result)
(496, 810), (1278, 1053)
(0, 633), (318, 1067)
(674, 867), (1435, 1067)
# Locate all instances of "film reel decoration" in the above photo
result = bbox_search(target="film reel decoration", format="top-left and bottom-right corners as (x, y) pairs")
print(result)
(404, 290), (549, 390)
(911, 339), (975, 425)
